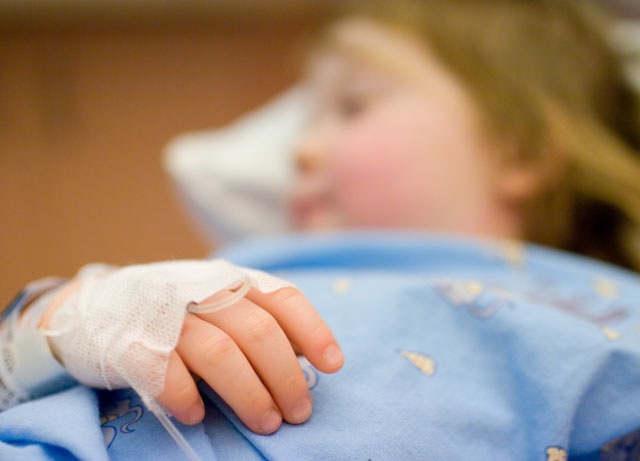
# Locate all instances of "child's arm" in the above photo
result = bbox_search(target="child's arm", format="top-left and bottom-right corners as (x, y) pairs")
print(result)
(37, 264), (343, 435)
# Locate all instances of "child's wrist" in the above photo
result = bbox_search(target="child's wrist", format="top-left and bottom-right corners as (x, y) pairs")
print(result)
(37, 279), (82, 332)
(0, 277), (75, 409)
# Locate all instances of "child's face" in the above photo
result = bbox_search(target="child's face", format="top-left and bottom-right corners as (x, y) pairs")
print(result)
(291, 19), (523, 239)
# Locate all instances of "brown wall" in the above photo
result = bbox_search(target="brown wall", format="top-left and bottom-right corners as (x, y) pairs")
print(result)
(0, 18), (320, 305)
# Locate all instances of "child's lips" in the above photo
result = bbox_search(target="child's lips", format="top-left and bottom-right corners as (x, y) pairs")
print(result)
(290, 194), (328, 227)
(292, 197), (322, 218)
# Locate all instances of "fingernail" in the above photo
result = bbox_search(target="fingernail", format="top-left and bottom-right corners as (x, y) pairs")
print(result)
(290, 396), (312, 424)
(260, 408), (282, 434)
(323, 343), (344, 368)
(187, 400), (205, 425)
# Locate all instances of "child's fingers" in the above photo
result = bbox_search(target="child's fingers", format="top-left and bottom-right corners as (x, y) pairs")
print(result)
(176, 313), (284, 434)
(244, 286), (344, 374)
(157, 351), (205, 426)
(196, 292), (313, 426)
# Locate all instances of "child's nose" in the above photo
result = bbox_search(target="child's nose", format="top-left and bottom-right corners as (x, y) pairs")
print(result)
(295, 128), (327, 175)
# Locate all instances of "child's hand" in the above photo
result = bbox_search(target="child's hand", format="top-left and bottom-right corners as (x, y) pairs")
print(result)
(159, 286), (343, 433)
(40, 272), (343, 435)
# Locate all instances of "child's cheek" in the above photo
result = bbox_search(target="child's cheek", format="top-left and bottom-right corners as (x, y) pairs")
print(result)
(328, 110), (425, 226)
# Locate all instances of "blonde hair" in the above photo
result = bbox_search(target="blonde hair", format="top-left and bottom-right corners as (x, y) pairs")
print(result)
(326, 0), (640, 270)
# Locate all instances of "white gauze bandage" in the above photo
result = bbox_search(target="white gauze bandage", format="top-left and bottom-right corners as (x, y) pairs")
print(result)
(46, 259), (292, 460)
(48, 259), (292, 395)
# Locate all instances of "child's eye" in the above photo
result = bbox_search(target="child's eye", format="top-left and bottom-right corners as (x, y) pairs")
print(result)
(337, 94), (367, 119)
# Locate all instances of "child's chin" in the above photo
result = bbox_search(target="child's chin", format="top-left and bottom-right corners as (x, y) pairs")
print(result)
(294, 212), (342, 232)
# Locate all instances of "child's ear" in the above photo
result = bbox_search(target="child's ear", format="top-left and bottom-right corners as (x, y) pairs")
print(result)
(493, 163), (541, 203)
(492, 140), (567, 205)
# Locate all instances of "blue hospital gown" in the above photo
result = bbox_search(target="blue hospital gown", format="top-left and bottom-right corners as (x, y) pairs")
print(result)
(1, 231), (640, 460)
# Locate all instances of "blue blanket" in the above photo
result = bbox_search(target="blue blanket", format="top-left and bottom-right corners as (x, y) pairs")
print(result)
(2, 232), (640, 460)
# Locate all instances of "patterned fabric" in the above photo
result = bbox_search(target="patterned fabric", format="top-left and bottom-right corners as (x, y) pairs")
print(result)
(2, 232), (640, 460)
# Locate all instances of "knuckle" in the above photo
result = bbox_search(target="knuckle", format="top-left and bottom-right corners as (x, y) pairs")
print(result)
(306, 318), (326, 337)
(269, 287), (301, 308)
(171, 381), (198, 409)
(243, 386), (271, 411)
(244, 310), (280, 343)
(200, 333), (237, 367)
(282, 369), (308, 394)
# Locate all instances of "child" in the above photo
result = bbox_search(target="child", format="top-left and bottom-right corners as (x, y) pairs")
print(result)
(3, 0), (640, 459)
(292, 0), (640, 270)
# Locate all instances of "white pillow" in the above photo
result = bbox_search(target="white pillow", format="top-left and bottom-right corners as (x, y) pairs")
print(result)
(164, 85), (311, 244)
